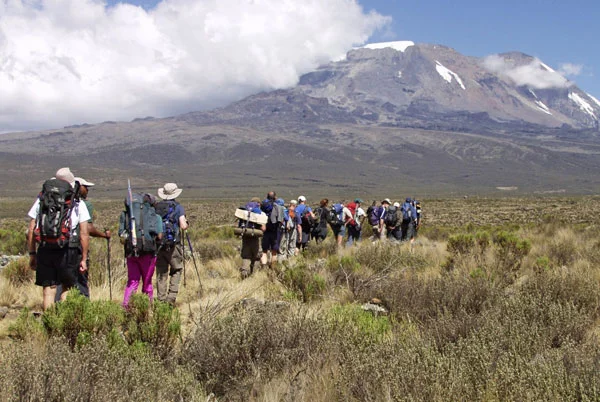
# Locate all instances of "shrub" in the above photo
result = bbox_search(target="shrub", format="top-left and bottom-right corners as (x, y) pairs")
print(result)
(493, 231), (531, 272)
(282, 262), (326, 302)
(447, 233), (475, 256)
(327, 304), (391, 343)
(2, 256), (34, 285)
(0, 219), (27, 255)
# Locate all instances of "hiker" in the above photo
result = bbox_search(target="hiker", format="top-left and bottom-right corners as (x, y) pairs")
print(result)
(368, 199), (389, 241)
(27, 168), (91, 310)
(119, 192), (163, 307)
(400, 197), (418, 242)
(260, 192), (284, 269)
(154, 183), (188, 305)
(295, 196), (315, 251)
(385, 202), (402, 242)
(412, 200), (422, 242)
(329, 201), (351, 247)
(278, 201), (301, 262)
(346, 198), (365, 246)
(238, 197), (266, 278)
(55, 176), (110, 300)
(311, 199), (330, 244)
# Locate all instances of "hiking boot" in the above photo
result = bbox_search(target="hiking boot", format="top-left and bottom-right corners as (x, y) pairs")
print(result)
(240, 268), (251, 280)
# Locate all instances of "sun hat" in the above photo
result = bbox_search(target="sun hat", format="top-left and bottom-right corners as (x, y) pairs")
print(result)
(298, 195), (307, 202)
(74, 177), (95, 187)
(158, 183), (182, 200)
(276, 198), (285, 206)
(382, 198), (391, 205)
(290, 199), (298, 205)
(55, 167), (75, 185)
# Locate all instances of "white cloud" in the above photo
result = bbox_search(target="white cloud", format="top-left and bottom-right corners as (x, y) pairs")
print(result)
(0, 0), (390, 131)
(558, 63), (583, 77)
(482, 54), (572, 89)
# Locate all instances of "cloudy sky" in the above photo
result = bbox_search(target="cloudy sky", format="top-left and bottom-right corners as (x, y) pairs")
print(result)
(0, 0), (597, 132)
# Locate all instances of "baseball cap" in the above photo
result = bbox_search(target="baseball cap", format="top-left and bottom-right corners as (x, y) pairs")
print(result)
(74, 177), (95, 187)
(298, 195), (307, 202)
(354, 198), (363, 203)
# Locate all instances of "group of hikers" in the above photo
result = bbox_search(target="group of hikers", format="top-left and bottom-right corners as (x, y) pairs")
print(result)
(25, 168), (421, 310)
(26, 168), (187, 310)
(236, 193), (422, 278)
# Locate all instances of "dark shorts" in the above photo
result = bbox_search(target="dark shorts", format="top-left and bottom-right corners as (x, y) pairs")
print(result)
(261, 230), (280, 252)
(36, 247), (81, 288)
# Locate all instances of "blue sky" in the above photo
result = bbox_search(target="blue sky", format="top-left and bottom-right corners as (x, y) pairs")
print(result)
(109, 0), (599, 97)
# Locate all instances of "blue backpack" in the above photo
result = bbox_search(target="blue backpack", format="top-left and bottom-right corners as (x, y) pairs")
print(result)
(401, 202), (415, 222)
(155, 200), (180, 246)
(328, 204), (344, 226)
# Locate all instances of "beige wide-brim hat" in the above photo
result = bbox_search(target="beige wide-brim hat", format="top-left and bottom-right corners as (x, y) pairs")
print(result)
(158, 182), (182, 200)
(74, 177), (95, 187)
(55, 167), (75, 185)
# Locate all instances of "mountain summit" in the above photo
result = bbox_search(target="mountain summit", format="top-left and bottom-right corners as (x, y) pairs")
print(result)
(2, 42), (600, 196)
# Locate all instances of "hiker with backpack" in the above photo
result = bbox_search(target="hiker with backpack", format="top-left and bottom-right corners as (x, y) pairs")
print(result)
(385, 202), (402, 242)
(346, 198), (365, 246)
(260, 192), (285, 269)
(54, 176), (110, 300)
(295, 196), (315, 251)
(400, 197), (418, 242)
(413, 200), (422, 242)
(278, 201), (301, 262)
(27, 168), (91, 310)
(154, 183), (188, 305)
(368, 199), (389, 241)
(119, 188), (163, 307)
(311, 199), (330, 244)
(328, 201), (351, 247)
(236, 197), (266, 278)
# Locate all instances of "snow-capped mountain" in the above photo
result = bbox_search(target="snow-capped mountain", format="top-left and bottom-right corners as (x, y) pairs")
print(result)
(2, 41), (600, 196)
(293, 41), (599, 129)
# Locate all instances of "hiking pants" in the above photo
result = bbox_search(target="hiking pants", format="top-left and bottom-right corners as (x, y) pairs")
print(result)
(123, 254), (156, 307)
(156, 244), (184, 303)
(387, 227), (402, 242)
(346, 225), (361, 246)
(278, 229), (297, 261)
(241, 236), (261, 274)
(401, 220), (415, 241)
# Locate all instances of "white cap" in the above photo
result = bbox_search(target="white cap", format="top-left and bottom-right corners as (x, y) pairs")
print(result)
(393, 202), (400, 208)
(74, 177), (95, 187)
(290, 199), (298, 205)
(298, 195), (306, 202)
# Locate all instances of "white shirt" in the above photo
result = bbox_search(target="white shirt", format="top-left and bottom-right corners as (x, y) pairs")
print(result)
(28, 198), (91, 237)
(355, 207), (366, 222)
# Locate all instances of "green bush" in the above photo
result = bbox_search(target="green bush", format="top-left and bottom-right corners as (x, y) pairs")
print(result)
(0, 219), (27, 255)
(2, 256), (34, 285)
(493, 231), (531, 272)
(447, 233), (475, 256)
(327, 304), (391, 343)
(281, 262), (326, 302)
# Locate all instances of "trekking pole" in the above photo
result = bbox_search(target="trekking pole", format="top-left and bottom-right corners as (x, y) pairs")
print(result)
(105, 229), (112, 300)
(185, 230), (203, 295)
(181, 234), (186, 287)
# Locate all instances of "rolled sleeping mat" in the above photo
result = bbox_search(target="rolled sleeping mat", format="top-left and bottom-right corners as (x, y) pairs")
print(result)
(234, 227), (264, 238)
(235, 208), (268, 225)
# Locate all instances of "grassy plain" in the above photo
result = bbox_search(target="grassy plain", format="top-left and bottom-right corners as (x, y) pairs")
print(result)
(1, 196), (600, 401)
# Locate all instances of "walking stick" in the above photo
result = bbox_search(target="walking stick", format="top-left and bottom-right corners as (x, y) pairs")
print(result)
(105, 230), (112, 301)
(182, 234), (186, 287)
(185, 231), (203, 294)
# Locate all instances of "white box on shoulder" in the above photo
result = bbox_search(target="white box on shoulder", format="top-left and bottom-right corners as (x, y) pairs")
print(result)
(235, 208), (268, 225)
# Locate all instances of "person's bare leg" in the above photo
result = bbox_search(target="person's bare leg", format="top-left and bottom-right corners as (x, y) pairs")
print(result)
(42, 285), (57, 310)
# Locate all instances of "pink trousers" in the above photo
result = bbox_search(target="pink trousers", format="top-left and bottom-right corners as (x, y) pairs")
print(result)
(122, 254), (157, 307)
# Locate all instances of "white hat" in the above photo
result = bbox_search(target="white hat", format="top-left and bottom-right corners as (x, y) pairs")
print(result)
(290, 199), (298, 205)
(74, 177), (95, 187)
(298, 195), (306, 202)
(158, 183), (182, 200)
(382, 198), (391, 205)
(393, 202), (400, 208)
(55, 167), (75, 185)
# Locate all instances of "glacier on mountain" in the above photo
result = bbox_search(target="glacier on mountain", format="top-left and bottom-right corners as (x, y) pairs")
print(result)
(435, 61), (466, 90)
(569, 92), (596, 118)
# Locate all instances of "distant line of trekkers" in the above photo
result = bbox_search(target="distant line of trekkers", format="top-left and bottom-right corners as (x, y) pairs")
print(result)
(25, 168), (422, 310)
(236, 193), (422, 278)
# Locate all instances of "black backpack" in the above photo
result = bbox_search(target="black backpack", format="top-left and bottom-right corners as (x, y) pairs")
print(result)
(119, 193), (161, 256)
(155, 200), (180, 246)
(384, 206), (399, 227)
(301, 208), (315, 231)
(34, 179), (80, 248)
(327, 204), (343, 227)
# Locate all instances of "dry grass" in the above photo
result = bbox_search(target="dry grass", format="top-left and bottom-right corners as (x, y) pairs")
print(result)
(3, 197), (600, 400)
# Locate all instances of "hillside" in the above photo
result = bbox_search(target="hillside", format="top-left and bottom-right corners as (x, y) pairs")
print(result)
(1, 42), (599, 197)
